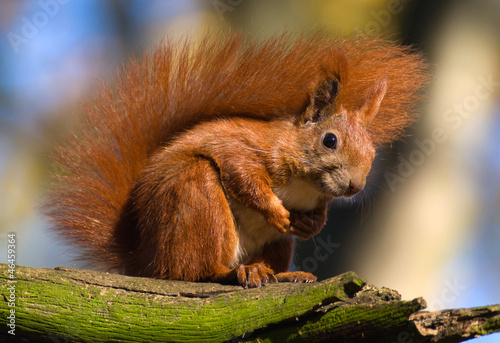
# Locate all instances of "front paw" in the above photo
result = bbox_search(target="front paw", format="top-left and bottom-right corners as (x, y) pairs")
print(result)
(265, 198), (290, 233)
(289, 209), (326, 240)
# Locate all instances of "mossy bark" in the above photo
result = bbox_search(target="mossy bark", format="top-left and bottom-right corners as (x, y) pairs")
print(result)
(1, 264), (499, 342)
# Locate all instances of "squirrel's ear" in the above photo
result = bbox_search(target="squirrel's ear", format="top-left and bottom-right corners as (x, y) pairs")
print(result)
(300, 77), (341, 124)
(360, 78), (387, 127)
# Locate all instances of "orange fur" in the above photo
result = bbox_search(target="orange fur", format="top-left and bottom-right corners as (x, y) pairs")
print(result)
(44, 32), (427, 287)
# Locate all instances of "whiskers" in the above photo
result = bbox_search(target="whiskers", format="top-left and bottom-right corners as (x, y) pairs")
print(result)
(357, 185), (376, 225)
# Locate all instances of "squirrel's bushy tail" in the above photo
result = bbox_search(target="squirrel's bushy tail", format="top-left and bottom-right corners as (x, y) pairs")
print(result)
(44, 33), (427, 270)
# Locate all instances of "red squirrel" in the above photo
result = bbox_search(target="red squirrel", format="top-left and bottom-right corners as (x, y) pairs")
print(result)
(45, 33), (427, 288)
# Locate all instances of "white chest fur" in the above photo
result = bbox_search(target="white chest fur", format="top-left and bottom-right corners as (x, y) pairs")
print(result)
(228, 178), (323, 266)
(272, 178), (323, 211)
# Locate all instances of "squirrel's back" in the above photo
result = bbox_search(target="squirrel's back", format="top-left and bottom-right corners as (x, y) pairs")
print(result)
(44, 32), (427, 271)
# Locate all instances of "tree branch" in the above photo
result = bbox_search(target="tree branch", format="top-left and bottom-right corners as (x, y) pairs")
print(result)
(1, 264), (499, 342)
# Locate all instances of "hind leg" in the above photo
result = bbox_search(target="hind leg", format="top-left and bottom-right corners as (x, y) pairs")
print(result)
(127, 154), (240, 281)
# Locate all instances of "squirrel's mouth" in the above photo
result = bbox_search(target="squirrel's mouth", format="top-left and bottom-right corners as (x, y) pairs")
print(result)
(319, 181), (346, 198)
(319, 174), (357, 198)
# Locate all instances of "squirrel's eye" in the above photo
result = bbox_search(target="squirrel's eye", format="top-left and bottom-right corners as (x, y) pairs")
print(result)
(322, 133), (338, 149)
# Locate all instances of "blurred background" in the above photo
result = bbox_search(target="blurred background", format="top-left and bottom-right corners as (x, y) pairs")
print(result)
(0, 1), (499, 341)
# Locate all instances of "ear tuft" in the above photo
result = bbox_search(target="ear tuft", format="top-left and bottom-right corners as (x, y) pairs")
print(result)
(313, 77), (340, 113)
(301, 77), (341, 124)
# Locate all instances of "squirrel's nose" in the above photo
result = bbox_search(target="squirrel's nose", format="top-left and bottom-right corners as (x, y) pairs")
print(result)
(345, 179), (365, 197)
